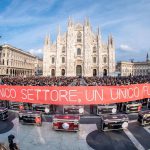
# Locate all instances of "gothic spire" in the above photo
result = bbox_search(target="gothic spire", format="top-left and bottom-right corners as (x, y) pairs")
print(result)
(44, 33), (51, 47)
(57, 25), (61, 43)
(44, 34), (48, 45)
(108, 34), (113, 47)
(57, 25), (61, 35)
(85, 17), (90, 26)
(97, 26), (102, 39)
(47, 34), (51, 45)
(68, 16), (73, 26)
(146, 52), (149, 61)
(97, 26), (102, 47)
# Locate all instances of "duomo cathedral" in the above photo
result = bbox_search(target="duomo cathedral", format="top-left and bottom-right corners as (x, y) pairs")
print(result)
(43, 18), (115, 77)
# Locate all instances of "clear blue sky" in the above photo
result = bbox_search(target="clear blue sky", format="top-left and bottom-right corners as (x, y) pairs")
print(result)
(0, 0), (150, 61)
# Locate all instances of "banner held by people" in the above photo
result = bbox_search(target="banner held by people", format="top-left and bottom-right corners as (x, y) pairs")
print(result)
(0, 84), (150, 105)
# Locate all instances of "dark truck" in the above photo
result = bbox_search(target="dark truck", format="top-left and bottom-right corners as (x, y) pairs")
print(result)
(100, 114), (129, 131)
(32, 104), (51, 114)
(63, 105), (84, 115)
(9, 102), (29, 110)
(138, 110), (150, 126)
(18, 110), (42, 126)
(122, 101), (142, 113)
(0, 107), (8, 120)
(53, 115), (80, 132)
(97, 104), (117, 115)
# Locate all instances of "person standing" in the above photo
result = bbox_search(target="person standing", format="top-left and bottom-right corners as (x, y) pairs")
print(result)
(90, 105), (94, 114)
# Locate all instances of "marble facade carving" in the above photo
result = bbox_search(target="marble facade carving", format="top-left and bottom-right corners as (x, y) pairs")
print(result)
(43, 18), (115, 77)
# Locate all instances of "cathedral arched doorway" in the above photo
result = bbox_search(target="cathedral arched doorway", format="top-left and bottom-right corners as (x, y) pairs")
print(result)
(76, 65), (82, 76)
(51, 69), (55, 77)
(61, 69), (65, 76)
(103, 69), (107, 76)
(93, 69), (97, 76)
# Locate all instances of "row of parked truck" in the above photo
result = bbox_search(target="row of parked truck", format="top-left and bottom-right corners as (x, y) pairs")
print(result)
(0, 99), (150, 132)
(1, 99), (150, 114)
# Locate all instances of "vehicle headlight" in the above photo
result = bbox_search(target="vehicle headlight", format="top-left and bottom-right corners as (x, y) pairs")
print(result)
(45, 107), (50, 114)
(19, 114), (22, 117)
(62, 122), (69, 129)
(79, 108), (84, 114)
(74, 121), (78, 125)
(53, 120), (57, 123)
(112, 108), (117, 114)
(122, 122), (128, 129)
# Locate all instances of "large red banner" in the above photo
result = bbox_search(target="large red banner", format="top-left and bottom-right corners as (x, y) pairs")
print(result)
(0, 84), (150, 105)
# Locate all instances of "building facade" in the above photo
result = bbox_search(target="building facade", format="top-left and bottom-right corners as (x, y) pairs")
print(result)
(117, 54), (150, 76)
(0, 44), (37, 76)
(35, 57), (43, 76)
(43, 18), (115, 77)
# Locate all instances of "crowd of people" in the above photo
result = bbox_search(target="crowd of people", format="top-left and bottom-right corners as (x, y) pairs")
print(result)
(0, 76), (77, 86)
(0, 75), (150, 86)
(84, 75), (150, 86)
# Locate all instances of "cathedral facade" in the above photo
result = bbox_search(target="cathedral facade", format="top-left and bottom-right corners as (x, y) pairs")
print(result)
(43, 18), (115, 77)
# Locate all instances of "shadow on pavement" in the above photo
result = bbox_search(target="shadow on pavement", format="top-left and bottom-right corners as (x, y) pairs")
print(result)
(0, 121), (14, 134)
(86, 130), (137, 150)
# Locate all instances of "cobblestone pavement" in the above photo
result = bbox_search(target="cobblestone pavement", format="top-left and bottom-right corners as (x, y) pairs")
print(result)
(0, 111), (150, 150)
(0, 118), (94, 150)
